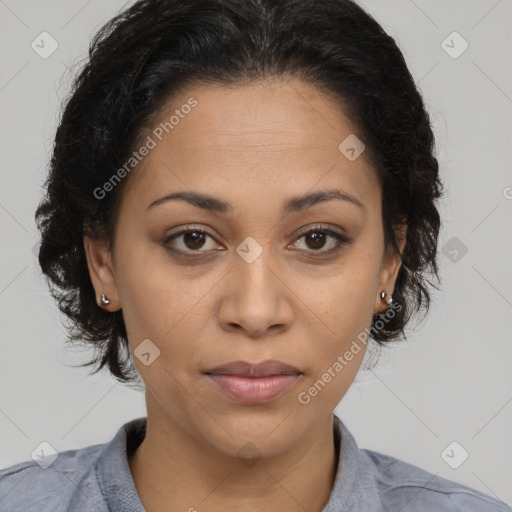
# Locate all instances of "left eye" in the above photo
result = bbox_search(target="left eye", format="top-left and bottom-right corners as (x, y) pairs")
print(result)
(290, 227), (351, 256)
(163, 225), (351, 257)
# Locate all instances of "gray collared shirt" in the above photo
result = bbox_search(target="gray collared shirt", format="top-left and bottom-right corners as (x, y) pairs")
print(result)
(0, 414), (510, 511)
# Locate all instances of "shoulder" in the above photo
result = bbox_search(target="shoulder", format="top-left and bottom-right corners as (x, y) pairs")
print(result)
(362, 448), (511, 512)
(0, 443), (107, 512)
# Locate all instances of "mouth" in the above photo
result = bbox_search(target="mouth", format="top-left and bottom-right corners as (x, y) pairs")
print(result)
(204, 360), (303, 404)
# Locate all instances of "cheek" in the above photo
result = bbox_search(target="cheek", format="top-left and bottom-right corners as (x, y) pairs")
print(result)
(298, 288), (373, 411)
(296, 329), (367, 413)
(114, 240), (213, 364)
(303, 246), (381, 388)
(313, 247), (381, 332)
(112, 239), (177, 354)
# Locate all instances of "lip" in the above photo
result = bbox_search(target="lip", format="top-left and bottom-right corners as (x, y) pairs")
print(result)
(205, 360), (302, 377)
(204, 360), (303, 404)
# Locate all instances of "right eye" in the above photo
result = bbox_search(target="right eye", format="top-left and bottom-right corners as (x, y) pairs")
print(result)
(163, 226), (220, 255)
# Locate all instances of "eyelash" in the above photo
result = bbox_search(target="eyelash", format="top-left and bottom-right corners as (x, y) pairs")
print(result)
(163, 224), (352, 259)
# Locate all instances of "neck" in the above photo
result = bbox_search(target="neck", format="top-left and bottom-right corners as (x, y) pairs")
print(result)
(128, 399), (339, 512)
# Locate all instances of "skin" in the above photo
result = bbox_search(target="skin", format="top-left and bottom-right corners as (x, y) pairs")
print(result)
(84, 79), (406, 512)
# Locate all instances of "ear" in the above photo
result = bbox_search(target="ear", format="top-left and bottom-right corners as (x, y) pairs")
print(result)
(374, 224), (407, 313)
(83, 235), (121, 311)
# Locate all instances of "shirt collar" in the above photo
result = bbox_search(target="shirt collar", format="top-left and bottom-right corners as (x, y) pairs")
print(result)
(96, 417), (147, 512)
(96, 414), (380, 512)
(323, 415), (381, 511)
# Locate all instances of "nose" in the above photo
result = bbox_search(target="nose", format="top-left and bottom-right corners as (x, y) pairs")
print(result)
(217, 243), (294, 338)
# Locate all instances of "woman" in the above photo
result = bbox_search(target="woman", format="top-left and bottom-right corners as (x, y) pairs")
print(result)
(0, 0), (509, 510)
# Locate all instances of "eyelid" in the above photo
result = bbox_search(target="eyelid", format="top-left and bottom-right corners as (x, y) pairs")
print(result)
(164, 224), (218, 241)
(295, 223), (347, 238)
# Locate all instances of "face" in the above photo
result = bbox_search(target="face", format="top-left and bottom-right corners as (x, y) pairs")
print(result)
(85, 79), (405, 458)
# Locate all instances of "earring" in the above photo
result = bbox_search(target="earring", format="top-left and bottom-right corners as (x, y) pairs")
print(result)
(100, 293), (111, 306)
(380, 290), (393, 306)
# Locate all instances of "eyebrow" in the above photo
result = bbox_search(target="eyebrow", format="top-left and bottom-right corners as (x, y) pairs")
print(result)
(146, 188), (365, 215)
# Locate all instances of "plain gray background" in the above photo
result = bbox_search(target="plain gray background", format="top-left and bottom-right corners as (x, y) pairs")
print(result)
(0, 0), (511, 506)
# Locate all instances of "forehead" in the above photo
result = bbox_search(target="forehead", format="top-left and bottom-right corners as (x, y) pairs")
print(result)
(121, 80), (380, 214)
(148, 80), (358, 150)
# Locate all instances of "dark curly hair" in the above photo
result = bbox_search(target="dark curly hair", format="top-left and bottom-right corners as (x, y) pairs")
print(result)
(35, 0), (443, 385)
